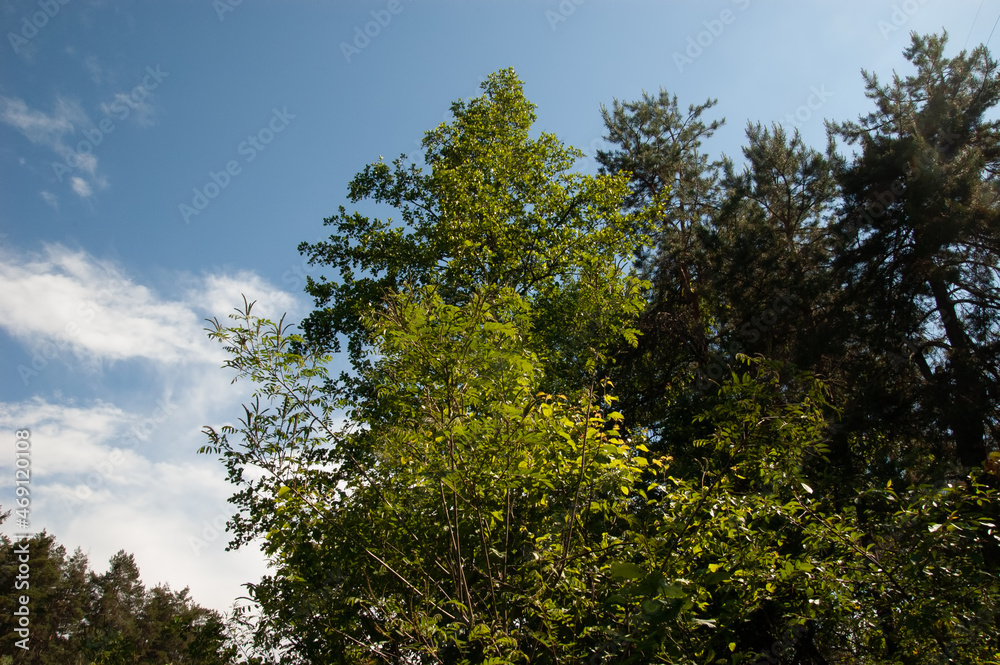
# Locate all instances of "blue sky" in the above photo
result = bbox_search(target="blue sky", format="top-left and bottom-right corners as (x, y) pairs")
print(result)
(0, 0), (994, 614)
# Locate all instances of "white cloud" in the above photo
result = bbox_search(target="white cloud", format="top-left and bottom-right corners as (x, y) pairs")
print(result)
(70, 176), (93, 199)
(84, 55), (104, 85)
(100, 92), (156, 128)
(0, 394), (270, 614)
(0, 245), (219, 365)
(40, 190), (59, 209)
(0, 95), (83, 145)
(70, 152), (99, 177)
(1, 76), (161, 196)
(196, 271), (302, 323)
(0, 245), (309, 378)
(0, 245), (310, 612)
(0, 95), (104, 185)
(0, 398), (125, 475)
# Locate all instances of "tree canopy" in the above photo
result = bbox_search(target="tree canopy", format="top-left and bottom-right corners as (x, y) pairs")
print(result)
(0, 525), (234, 665)
(204, 37), (1000, 664)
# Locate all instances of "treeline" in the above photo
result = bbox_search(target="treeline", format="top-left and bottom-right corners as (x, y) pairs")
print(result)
(0, 527), (234, 665)
(201, 32), (1000, 663)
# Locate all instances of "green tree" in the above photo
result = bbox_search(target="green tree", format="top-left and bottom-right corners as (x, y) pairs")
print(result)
(830, 31), (1000, 473)
(596, 92), (722, 421)
(297, 68), (644, 393)
(210, 294), (924, 663)
(0, 530), (88, 665)
(205, 287), (654, 662)
(709, 122), (839, 374)
(84, 551), (145, 662)
(204, 44), (1000, 664)
(203, 68), (658, 662)
(0, 525), (234, 665)
(593, 31), (1000, 662)
(596, 94), (843, 484)
(202, 68), (894, 664)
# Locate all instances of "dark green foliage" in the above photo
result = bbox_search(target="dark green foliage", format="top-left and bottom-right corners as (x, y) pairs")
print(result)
(0, 527), (234, 665)
(830, 31), (1000, 474)
(0, 530), (87, 665)
(593, 30), (1000, 662)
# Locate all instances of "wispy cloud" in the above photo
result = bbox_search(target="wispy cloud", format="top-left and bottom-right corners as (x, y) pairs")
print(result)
(0, 245), (305, 369)
(0, 95), (85, 147)
(99, 92), (156, 128)
(84, 55), (104, 85)
(0, 244), (304, 611)
(40, 190), (59, 210)
(0, 245), (214, 365)
(0, 79), (162, 198)
(70, 176), (93, 199)
(194, 271), (301, 323)
(0, 95), (105, 196)
(0, 393), (269, 613)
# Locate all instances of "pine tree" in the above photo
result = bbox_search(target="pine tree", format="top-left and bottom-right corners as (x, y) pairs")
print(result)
(831, 31), (1000, 473)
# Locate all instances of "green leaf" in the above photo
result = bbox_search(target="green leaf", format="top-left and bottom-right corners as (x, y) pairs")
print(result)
(610, 561), (644, 579)
(661, 584), (684, 599)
